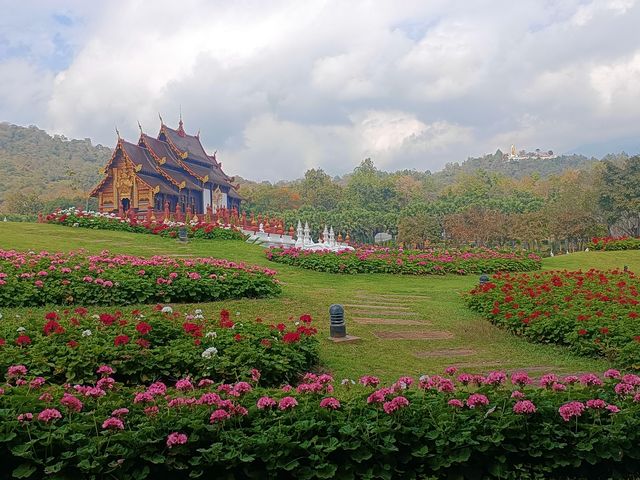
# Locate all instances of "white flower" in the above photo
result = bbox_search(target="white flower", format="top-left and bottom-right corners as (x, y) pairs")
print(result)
(235, 312), (240, 316)
(201, 347), (218, 359)
(295, 321), (300, 326)
(82, 330), (92, 337)
(205, 331), (217, 339)
(419, 375), (429, 382)
(194, 309), (203, 315)
(161, 306), (173, 314)
(92, 314), (100, 319)
(16, 326), (26, 333)
(341, 379), (355, 386)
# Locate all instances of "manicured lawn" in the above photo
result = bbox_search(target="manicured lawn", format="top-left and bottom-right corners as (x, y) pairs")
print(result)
(1, 222), (633, 382)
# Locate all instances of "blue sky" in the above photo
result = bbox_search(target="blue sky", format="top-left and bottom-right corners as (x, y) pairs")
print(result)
(0, 0), (639, 180)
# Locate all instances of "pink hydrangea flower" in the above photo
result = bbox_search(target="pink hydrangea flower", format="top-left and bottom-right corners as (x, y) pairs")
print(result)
(29, 377), (46, 389)
(278, 396), (298, 410)
(604, 369), (621, 379)
(39, 392), (53, 402)
(175, 378), (194, 391)
(37, 408), (62, 423)
(134, 392), (154, 404)
(7, 365), (28, 378)
(210, 409), (231, 423)
(359, 375), (380, 387)
(448, 399), (464, 408)
(18, 413), (33, 423)
(586, 399), (607, 409)
(622, 374), (640, 386)
(513, 400), (537, 414)
(144, 406), (159, 417)
(559, 401), (585, 422)
(444, 366), (458, 376)
(102, 417), (125, 430)
(563, 375), (579, 384)
(510, 371), (532, 387)
(579, 373), (603, 387)
(606, 404), (620, 414)
(257, 396), (277, 409)
(97, 365), (114, 376)
(166, 432), (188, 448)
(539, 374), (558, 388)
(456, 373), (474, 385)
(319, 397), (341, 410)
(60, 393), (83, 412)
(511, 390), (525, 399)
(614, 383), (635, 396)
(147, 382), (167, 396)
(281, 385), (292, 393)
(198, 379), (215, 388)
(552, 382), (566, 392)
(466, 394), (490, 409)
(485, 371), (507, 386)
(233, 382), (252, 395)
(383, 395), (409, 414)
(111, 408), (129, 417)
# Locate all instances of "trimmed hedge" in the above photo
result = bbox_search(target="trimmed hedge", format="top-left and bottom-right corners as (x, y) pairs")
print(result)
(590, 236), (640, 251)
(465, 269), (640, 370)
(46, 209), (247, 241)
(267, 246), (541, 275)
(0, 249), (280, 307)
(0, 307), (318, 386)
(1, 368), (639, 479)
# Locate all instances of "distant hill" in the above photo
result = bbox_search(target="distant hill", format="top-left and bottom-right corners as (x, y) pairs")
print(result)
(434, 149), (605, 184)
(0, 122), (110, 208)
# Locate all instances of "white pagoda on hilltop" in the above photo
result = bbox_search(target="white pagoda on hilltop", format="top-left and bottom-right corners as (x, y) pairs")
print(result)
(505, 144), (557, 161)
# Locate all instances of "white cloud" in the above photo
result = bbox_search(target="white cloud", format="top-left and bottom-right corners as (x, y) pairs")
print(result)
(1, 0), (640, 179)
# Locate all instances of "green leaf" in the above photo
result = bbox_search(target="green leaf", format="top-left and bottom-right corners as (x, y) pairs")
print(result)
(12, 464), (37, 479)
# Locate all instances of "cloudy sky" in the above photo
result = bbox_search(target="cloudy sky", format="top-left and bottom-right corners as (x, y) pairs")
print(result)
(1, 0), (640, 180)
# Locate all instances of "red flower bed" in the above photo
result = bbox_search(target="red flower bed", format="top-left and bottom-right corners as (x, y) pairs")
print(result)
(466, 268), (640, 369)
(589, 236), (640, 251)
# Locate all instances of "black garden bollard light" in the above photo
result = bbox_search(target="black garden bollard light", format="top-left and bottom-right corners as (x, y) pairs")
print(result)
(479, 273), (490, 285)
(329, 304), (346, 338)
(178, 226), (188, 243)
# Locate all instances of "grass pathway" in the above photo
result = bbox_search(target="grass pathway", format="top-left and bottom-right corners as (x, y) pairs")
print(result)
(1, 222), (633, 382)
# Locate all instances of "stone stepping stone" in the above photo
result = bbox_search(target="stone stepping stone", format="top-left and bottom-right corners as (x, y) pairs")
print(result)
(353, 317), (428, 326)
(344, 304), (411, 311)
(350, 310), (419, 317)
(373, 331), (454, 340)
(414, 348), (476, 358)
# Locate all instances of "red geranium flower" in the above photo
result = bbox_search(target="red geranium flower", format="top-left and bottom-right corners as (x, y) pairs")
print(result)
(45, 312), (60, 321)
(136, 322), (152, 335)
(136, 338), (151, 348)
(578, 329), (588, 336)
(16, 335), (32, 346)
(67, 340), (79, 348)
(234, 334), (243, 342)
(0, 338), (6, 346)
(299, 314), (312, 324)
(43, 320), (65, 336)
(74, 307), (88, 316)
(600, 327), (609, 335)
(114, 335), (130, 346)
(261, 339), (272, 348)
(276, 323), (286, 332)
(282, 332), (301, 344)
(99, 313), (115, 326)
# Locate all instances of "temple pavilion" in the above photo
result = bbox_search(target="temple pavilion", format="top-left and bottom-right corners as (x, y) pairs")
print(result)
(90, 116), (241, 216)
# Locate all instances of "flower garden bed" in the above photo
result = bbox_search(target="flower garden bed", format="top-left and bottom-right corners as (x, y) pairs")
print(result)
(266, 246), (541, 275)
(465, 269), (640, 370)
(1, 366), (639, 479)
(46, 208), (247, 241)
(589, 236), (640, 251)
(0, 249), (280, 307)
(0, 307), (318, 385)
